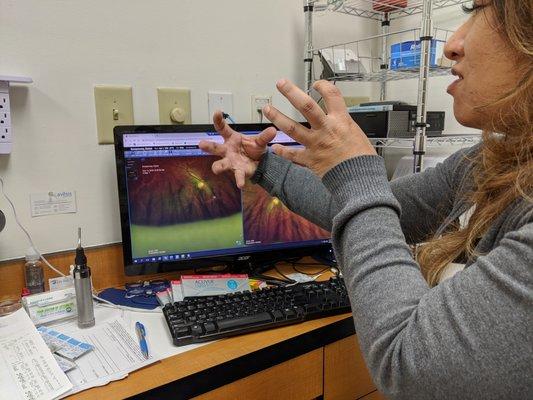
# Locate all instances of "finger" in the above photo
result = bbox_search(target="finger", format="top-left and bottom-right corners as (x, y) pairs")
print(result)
(262, 105), (311, 145)
(234, 169), (246, 189)
(212, 158), (232, 175)
(275, 79), (326, 127)
(271, 144), (305, 165)
(254, 127), (277, 147)
(198, 140), (226, 157)
(213, 110), (234, 139)
(312, 80), (346, 115)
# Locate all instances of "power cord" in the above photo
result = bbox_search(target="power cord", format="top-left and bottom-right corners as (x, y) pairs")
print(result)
(222, 112), (236, 124)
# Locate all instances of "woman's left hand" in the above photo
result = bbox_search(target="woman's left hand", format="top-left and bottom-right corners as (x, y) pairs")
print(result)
(263, 79), (376, 177)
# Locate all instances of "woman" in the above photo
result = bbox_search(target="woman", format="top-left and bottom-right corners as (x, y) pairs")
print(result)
(199, 1), (532, 398)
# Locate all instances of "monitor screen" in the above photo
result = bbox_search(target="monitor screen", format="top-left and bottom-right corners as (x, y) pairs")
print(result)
(114, 124), (331, 275)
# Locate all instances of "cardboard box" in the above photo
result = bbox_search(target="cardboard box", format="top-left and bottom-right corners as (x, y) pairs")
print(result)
(390, 40), (452, 70)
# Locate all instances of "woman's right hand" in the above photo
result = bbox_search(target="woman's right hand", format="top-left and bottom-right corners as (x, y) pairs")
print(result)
(199, 111), (277, 188)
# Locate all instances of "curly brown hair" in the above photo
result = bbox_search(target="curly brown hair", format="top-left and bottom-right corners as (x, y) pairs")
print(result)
(417, 0), (533, 286)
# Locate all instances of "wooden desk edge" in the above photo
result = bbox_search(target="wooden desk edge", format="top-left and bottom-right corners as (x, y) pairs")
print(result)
(70, 313), (355, 399)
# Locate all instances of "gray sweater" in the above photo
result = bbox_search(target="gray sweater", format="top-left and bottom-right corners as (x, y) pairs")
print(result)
(252, 145), (533, 399)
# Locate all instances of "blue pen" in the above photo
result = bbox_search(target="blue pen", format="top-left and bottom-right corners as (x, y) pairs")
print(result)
(135, 322), (149, 359)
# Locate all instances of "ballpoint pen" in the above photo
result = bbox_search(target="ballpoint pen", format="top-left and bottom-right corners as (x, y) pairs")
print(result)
(135, 321), (149, 359)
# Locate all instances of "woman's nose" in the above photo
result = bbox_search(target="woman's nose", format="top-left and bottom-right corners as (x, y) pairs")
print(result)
(444, 22), (467, 61)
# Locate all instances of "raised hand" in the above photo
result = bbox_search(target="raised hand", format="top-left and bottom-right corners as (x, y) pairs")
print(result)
(199, 111), (277, 188)
(263, 79), (376, 177)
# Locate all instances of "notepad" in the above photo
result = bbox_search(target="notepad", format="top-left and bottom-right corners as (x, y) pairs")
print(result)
(0, 308), (73, 400)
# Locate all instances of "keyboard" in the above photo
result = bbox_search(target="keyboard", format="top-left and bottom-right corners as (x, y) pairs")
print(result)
(163, 277), (351, 346)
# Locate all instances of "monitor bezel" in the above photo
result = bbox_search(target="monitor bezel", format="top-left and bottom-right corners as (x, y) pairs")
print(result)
(114, 124), (331, 276)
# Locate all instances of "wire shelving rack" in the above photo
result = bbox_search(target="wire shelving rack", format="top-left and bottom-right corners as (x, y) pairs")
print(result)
(303, 0), (472, 173)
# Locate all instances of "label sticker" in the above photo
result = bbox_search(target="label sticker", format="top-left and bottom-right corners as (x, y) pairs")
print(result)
(30, 190), (77, 217)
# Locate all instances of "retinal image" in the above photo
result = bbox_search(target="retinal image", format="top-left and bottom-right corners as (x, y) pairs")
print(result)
(126, 156), (243, 258)
(242, 183), (330, 245)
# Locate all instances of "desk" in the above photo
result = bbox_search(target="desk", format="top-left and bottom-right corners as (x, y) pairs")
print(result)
(0, 244), (385, 400)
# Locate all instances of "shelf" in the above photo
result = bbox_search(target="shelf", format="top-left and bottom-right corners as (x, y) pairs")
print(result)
(313, 0), (468, 21)
(369, 134), (481, 149)
(313, 27), (454, 83)
(323, 66), (451, 82)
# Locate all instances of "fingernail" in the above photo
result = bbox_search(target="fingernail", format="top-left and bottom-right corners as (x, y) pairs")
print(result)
(263, 105), (270, 115)
(276, 79), (287, 88)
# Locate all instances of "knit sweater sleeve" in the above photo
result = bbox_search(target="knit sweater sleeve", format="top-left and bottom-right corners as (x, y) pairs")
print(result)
(321, 154), (533, 400)
(252, 146), (478, 240)
(251, 151), (338, 231)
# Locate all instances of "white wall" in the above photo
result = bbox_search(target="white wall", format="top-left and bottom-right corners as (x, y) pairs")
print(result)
(0, 0), (379, 260)
(0, 1), (477, 261)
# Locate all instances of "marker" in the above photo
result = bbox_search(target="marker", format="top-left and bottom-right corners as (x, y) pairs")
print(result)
(135, 322), (149, 359)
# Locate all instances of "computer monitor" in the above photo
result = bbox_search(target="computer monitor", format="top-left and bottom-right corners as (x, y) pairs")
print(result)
(114, 124), (331, 276)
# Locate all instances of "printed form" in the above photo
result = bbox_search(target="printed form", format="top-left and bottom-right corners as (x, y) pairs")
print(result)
(61, 318), (159, 396)
(0, 309), (72, 400)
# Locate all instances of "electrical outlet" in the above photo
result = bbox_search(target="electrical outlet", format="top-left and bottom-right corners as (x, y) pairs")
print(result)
(0, 111), (11, 127)
(0, 126), (11, 142)
(251, 95), (272, 123)
(157, 88), (191, 124)
(94, 85), (134, 144)
(0, 127), (12, 153)
(208, 91), (233, 120)
(0, 93), (9, 111)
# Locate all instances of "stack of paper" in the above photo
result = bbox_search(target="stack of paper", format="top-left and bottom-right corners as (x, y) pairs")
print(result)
(0, 309), (73, 400)
(59, 318), (159, 397)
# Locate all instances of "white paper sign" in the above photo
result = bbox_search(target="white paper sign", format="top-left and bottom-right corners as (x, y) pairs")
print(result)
(30, 191), (77, 217)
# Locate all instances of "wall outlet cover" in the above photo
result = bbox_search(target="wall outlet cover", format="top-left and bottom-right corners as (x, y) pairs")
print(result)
(94, 85), (134, 144)
(251, 95), (272, 123)
(208, 91), (233, 120)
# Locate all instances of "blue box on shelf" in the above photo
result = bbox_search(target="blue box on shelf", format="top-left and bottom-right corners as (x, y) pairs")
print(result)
(390, 40), (450, 70)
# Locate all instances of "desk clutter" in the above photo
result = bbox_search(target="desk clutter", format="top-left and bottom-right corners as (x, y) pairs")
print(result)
(0, 306), (160, 400)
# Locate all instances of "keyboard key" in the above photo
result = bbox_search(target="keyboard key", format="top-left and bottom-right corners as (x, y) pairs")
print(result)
(217, 313), (273, 332)
(204, 322), (216, 334)
(191, 324), (204, 335)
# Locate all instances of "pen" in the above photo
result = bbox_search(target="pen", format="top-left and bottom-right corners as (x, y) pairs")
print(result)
(135, 321), (149, 359)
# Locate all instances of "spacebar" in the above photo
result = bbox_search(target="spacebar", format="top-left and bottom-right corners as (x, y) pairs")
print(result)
(217, 313), (273, 332)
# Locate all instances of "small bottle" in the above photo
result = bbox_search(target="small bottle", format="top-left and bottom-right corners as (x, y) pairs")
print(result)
(24, 247), (45, 294)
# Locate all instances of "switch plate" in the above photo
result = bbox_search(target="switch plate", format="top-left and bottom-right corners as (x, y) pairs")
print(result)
(94, 85), (134, 144)
(251, 95), (272, 123)
(157, 88), (191, 124)
(208, 91), (233, 120)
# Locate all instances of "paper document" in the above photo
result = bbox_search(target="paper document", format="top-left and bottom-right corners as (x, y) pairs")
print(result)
(0, 308), (73, 400)
(60, 318), (159, 397)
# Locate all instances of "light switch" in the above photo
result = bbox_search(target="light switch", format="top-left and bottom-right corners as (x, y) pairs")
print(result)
(157, 88), (191, 124)
(94, 85), (134, 144)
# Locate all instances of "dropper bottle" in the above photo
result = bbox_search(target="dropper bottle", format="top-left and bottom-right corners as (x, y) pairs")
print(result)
(72, 228), (95, 328)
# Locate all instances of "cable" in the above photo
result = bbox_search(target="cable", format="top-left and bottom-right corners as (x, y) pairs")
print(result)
(222, 112), (236, 124)
(273, 265), (297, 283)
(0, 177), (65, 277)
(291, 264), (332, 276)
